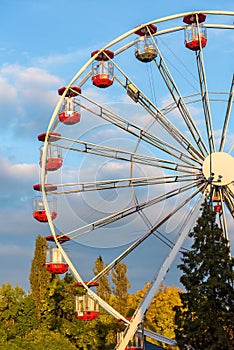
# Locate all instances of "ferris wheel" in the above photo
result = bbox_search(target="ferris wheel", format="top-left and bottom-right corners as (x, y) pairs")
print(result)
(33, 11), (234, 350)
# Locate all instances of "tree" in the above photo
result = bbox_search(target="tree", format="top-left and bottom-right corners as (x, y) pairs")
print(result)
(93, 257), (121, 348)
(145, 284), (182, 344)
(29, 235), (52, 322)
(5, 329), (77, 350)
(93, 256), (111, 302)
(127, 282), (181, 349)
(11, 293), (38, 338)
(0, 283), (25, 341)
(0, 283), (38, 343)
(174, 201), (234, 350)
(111, 261), (130, 315)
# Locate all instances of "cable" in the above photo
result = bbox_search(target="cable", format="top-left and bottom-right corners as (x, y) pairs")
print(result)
(157, 36), (200, 93)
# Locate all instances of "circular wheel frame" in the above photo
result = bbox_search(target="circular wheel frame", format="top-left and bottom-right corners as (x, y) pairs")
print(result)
(38, 11), (234, 349)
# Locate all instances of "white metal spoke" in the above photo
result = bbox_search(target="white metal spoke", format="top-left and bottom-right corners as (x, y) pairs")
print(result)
(76, 94), (201, 166)
(219, 74), (234, 152)
(196, 54), (214, 153)
(226, 183), (234, 198)
(111, 59), (205, 161)
(217, 189), (229, 242)
(46, 174), (198, 195)
(115, 191), (206, 350)
(88, 183), (206, 284)
(223, 186), (234, 218)
(152, 37), (208, 157)
(228, 144), (234, 154)
(195, 21), (215, 154)
(144, 329), (177, 347)
(65, 180), (202, 240)
(56, 138), (200, 173)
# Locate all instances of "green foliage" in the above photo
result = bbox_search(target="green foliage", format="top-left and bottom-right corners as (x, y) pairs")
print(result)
(11, 293), (38, 337)
(42, 273), (79, 332)
(0, 283), (38, 342)
(2, 329), (77, 350)
(0, 248), (184, 349)
(0, 283), (24, 336)
(29, 235), (52, 322)
(174, 201), (234, 350)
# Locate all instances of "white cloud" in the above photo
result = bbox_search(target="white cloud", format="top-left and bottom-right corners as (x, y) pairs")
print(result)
(0, 154), (37, 181)
(0, 64), (63, 138)
(213, 128), (234, 153)
(160, 94), (203, 122)
(35, 47), (93, 67)
(0, 76), (17, 102)
(1, 64), (61, 87)
(0, 155), (38, 212)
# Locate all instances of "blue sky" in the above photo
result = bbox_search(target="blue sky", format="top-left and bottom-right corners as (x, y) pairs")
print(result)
(0, 0), (233, 293)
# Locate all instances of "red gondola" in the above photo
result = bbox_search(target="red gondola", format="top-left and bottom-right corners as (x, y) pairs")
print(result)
(32, 210), (57, 222)
(46, 263), (69, 274)
(58, 110), (81, 125)
(32, 196), (57, 222)
(185, 32), (207, 51)
(91, 50), (114, 88)
(38, 132), (63, 171)
(39, 145), (63, 171)
(44, 157), (63, 172)
(214, 204), (221, 213)
(74, 294), (99, 321)
(45, 235), (69, 274)
(58, 86), (81, 125)
(183, 13), (207, 51)
(74, 281), (100, 321)
(45, 247), (69, 274)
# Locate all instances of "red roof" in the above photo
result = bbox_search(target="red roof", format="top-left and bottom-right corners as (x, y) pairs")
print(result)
(91, 49), (114, 61)
(135, 24), (157, 36)
(183, 13), (206, 24)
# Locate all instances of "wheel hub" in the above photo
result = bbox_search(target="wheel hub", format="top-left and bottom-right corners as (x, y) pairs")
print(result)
(202, 151), (234, 185)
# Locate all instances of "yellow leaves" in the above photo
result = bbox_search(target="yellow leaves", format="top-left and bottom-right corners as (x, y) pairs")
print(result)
(133, 283), (183, 343)
(147, 284), (182, 340)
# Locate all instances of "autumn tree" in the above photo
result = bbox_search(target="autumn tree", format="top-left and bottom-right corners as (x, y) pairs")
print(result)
(174, 201), (234, 350)
(93, 256), (111, 302)
(92, 256), (120, 348)
(29, 235), (52, 322)
(129, 282), (181, 348)
(145, 284), (182, 342)
(111, 261), (130, 315)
